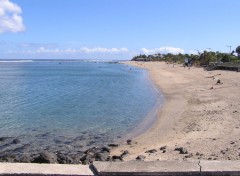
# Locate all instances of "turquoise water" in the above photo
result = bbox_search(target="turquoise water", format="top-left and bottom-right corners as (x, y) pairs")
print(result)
(0, 61), (161, 154)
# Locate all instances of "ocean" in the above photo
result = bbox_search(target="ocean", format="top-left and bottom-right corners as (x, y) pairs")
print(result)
(0, 60), (162, 156)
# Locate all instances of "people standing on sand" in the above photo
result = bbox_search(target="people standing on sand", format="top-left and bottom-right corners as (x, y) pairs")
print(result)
(188, 60), (192, 69)
(184, 58), (188, 69)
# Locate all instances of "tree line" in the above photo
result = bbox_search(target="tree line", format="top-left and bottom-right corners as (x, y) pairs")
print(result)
(132, 46), (240, 66)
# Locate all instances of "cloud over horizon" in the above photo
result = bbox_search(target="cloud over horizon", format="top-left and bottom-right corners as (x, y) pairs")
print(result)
(0, 0), (25, 33)
(35, 47), (129, 54)
(0, 45), (131, 60)
(80, 47), (128, 53)
(0, 42), (199, 60)
(141, 47), (184, 54)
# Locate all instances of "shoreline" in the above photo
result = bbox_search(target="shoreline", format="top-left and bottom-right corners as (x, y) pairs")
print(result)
(112, 61), (240, 161)
(1, 61), (239, 164)
(118, 67), (165, 142)
(0, 61), (162, 164)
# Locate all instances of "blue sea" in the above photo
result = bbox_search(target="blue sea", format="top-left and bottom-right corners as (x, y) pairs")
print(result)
(0, 60), (162, 155)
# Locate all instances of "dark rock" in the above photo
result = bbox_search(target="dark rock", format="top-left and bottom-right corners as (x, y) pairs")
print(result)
(32, 151), (58, 164)
(136, 155), (145, 161)
(19, 155), (32, 163)
(108, 143), (119, 147)
(160, 146), (167, 150)
(95, 152), (109, 161)
(86, 141), (96, 146)
(80, 153), (95, 165)
(36, 133), (49, 138)
(57, 153), (73, 164)
(70, 153), (84, 164)
(84, 147), (101, 155)
(175, 147), (188, 154)
(120, 150), (129, 158)
(145, 149), (157, 153)
(221, 150), (226, 154)
(0, 137), (11, 142)
(111, 155), (123, 162)
(0, 153), (19, 162)
(185, 154), (193, 158)
(94, 136), (101, 139)
(101, 146), (110, 153)
(12, 139), (20, 144)
(127, 139), (132, 145)
(216, 79), (221, 84)
(162, 150), (166, 153)
(81, 146), (111, 164)
(13, 146), (25, 153)
(54, 139), (63, 144)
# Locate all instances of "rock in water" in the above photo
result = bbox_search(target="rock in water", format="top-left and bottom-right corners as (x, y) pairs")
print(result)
(12, 139), (20, 144)
(32, 151), (58, 163)
(0, 137), (11, 142)
(57, 153), (73, 164)
(95, 152), (109, 161)
(101, 146), (111, 152)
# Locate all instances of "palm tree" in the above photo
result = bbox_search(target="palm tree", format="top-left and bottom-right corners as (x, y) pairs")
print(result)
(236, 46), (240, 58)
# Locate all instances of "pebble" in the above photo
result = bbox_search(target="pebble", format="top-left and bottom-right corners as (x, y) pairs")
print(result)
(108, 143), (119, 147)
(175, 147), (188, 154)
(126, 139), (132, 145)
(145, 149), (157, 153)
(136, 155), (145, 161)
(160, 146), (167, 150)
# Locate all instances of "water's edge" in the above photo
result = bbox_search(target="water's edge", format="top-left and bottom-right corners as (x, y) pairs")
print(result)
(117, 63), (165, 142)
(0, 61), (164, 164)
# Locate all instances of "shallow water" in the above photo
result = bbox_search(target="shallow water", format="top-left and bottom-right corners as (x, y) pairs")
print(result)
(0, 61), (162, 155)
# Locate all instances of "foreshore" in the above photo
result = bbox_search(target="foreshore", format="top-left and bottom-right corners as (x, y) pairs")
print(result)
(112, 61), (240, 161)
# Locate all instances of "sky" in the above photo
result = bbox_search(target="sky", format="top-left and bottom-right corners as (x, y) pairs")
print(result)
(0, 0), (239, 60)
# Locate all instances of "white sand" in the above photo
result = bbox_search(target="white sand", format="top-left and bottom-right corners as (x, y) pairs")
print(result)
(111, 61), (240, 161)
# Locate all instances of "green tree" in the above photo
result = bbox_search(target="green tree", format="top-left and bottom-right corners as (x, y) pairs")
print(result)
(236, 46), (240, 58)
(221, 54), (231, 62)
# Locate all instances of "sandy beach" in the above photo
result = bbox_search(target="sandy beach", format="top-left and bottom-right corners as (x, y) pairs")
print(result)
(112, 61), (240, 161)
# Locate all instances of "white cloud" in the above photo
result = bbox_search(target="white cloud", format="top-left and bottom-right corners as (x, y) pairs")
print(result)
(80, 47), (128, 53)
(141, 46), (184, 54)
(37, 47), (60, 53)
(35, 47), (129, 54)
(36, 47), (78, 53)
(0, 0), (25, 33)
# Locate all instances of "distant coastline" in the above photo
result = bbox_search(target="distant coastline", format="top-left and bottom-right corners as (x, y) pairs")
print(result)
(0, 59), (128, 63)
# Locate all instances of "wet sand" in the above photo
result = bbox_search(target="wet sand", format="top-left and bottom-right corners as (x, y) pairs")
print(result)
(112, 61), (240, 161)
